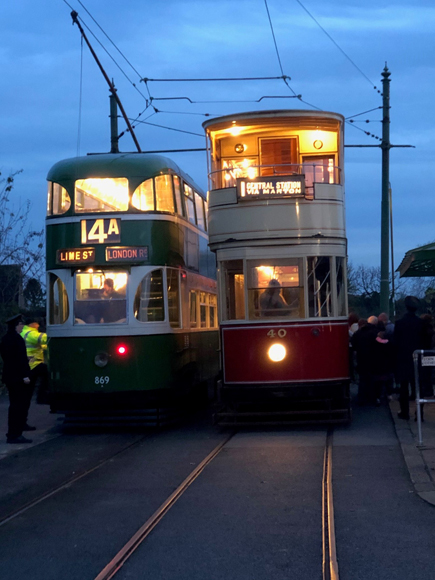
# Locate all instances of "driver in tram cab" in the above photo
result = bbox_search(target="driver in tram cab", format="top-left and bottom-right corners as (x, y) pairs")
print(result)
(259, 279), (290, 316)
(102, 278), (120, 300)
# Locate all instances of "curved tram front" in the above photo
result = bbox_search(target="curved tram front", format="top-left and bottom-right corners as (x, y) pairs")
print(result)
(203, 109), (350, 425)
(46, 153), (219, 426)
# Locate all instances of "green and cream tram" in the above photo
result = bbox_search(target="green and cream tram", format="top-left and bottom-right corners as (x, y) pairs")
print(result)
(46, 153), (219, 425)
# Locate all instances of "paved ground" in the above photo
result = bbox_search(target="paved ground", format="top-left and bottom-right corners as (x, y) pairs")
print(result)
(2, 389), (435, 509)
(0, 391), (63, 460)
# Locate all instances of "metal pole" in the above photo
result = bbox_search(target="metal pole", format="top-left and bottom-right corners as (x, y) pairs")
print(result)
(389, 182), (395, 315)
(380, 65), (391, 315)
(110, 89), (119, 154)
(414, 351), (423, 446)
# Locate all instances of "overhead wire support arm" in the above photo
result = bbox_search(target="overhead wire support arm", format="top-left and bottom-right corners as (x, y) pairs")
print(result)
(70, 10), (142, 153)
(141, 76), (290, 82)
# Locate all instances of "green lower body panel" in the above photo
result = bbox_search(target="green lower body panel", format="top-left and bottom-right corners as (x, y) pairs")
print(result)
(47, 332), (219, 411)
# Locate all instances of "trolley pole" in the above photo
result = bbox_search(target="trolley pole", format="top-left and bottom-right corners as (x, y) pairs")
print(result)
(380, 65), (391, 315)
(110, 88), (119, 154)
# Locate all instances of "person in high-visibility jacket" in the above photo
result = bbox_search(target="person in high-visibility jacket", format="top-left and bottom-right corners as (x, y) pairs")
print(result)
(20, 318), (49, 413)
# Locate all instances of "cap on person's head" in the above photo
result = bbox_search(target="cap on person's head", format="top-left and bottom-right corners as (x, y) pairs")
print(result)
(368, 315), (378, 325)
(404, 295), (419, 312)
(6, 314), (23, 328)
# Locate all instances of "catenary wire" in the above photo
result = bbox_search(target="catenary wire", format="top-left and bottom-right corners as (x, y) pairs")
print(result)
(295, 0), (379, 91)
(128, 118), (204, 138)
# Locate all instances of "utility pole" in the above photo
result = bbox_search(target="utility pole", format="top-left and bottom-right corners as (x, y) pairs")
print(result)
(380, 65), (391, 314)
(346, 64), (414, 317)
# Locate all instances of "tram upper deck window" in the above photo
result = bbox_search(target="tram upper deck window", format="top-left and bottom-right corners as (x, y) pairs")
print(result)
(134, 269), (164, 322)
(260, 138), (298, 176)
(47, 182), (71, 216)
(48, 274), (69, 325)
(247, 259), (304, 319)
(132, 178), (154, 211)
(307, 257), (332, 318)
(195, 193), (205, 230)
(184, 184), (197, 225)
(155, 175), (175, 213)
(74, 271), (127, 324)
(221, 158), (258, 188)
(75, 178), (129, 213)
(173, 176), (185, 217)
(221, 260), (245, 321)
(302, 156), (337, 186)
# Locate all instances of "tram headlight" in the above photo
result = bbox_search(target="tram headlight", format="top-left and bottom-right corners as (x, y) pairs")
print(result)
(94, 352), (110, 368)
(268, 343), (286, 362)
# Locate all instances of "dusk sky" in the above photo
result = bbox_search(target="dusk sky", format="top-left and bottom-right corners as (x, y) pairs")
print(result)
(1, 0), (434, 271)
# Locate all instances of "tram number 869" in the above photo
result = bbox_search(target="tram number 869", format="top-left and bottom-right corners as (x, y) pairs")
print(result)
(95, 376), (110, 386)
(267, 329), (287, 338)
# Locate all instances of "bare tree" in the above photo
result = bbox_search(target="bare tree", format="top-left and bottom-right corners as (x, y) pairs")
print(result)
(0, 171), (44, 305)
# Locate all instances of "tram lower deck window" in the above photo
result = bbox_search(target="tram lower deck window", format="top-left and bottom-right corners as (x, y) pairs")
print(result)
(74, 271), (127, 324)
(247, 259), (304, 319)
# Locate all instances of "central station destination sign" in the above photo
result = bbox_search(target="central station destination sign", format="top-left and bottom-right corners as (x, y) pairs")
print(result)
(238, 175), (305, 199)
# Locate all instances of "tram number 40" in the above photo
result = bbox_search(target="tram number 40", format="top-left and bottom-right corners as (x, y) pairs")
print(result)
(267, 329), (287, 338)
(95, 376), (110, 386)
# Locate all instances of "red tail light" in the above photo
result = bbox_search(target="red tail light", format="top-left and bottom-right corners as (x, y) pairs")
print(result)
(117, 345), (127, 355)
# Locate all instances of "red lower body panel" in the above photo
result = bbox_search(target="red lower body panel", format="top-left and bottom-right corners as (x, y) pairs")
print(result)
(222, 321), (349, 384)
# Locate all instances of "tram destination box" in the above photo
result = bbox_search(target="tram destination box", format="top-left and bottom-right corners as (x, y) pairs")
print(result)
(237, 175), (305, 200)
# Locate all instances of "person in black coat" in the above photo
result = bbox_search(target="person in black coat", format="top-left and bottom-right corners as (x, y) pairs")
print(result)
(394, 296), (423, 420)
(351, 316), (379, 405)
(0, 314), (33, 443)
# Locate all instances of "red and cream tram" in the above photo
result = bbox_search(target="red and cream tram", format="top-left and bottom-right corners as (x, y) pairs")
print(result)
(203, 110), (350, 424)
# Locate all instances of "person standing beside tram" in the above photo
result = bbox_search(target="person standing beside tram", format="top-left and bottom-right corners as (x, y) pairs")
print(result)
(0, 314), (33, 444)
(394, 296), (423, 420)
(20, 318), (49, 406)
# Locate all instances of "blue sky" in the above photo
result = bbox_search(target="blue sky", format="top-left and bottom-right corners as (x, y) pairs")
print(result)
(1, 0), (434, 269)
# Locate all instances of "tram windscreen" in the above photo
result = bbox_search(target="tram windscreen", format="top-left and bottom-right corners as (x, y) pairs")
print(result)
(247, 259), (304, 319)
(74, 271), (127, 324)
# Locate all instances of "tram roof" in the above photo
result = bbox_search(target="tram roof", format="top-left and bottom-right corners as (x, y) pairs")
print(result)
(47, 152), (205, 195)
(397, 242), (435, 278)
(202, 109), (344, 131)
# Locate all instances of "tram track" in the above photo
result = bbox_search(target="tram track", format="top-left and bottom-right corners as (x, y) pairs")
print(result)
(0, 435), (149, 528)
(92, 428), (338, 580)
(322, 429), (339, 580)
(94, 431), (235, 580)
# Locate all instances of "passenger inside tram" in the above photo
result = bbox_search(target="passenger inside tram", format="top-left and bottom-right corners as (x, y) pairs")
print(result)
(259, 279), (290, 317)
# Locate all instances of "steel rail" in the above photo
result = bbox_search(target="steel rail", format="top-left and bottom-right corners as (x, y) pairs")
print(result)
(322, 429), (339, 580)
(94, 432), (235, 580)
(0, 436), (148, 528)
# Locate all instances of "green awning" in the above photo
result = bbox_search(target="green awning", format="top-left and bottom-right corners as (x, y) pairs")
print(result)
(397, 242), (435, 277)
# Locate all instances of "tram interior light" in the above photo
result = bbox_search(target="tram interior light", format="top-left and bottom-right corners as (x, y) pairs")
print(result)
(268, 343), (286, 362)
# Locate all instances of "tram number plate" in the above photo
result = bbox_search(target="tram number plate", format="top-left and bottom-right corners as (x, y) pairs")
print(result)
(267, 329), (287, 338)
(95, 376), (110, 386)
(81, 218), (121, 244)
(422, 356), (435, 367)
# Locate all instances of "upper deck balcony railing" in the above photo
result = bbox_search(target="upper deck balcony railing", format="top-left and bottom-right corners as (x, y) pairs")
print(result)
(208, 162), (342, 200)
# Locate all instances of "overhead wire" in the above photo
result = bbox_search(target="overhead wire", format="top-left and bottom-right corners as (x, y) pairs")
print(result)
(295, 0), (380, 93)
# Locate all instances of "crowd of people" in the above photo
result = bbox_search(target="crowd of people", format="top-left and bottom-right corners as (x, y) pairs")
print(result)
(349, 296), (435, 420)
